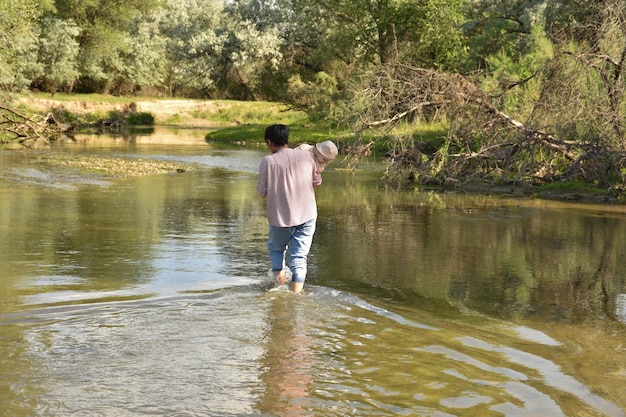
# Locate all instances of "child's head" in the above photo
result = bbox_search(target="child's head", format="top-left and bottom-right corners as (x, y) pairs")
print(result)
(313, 140), (338, 163)
(265, 124), (289, 146)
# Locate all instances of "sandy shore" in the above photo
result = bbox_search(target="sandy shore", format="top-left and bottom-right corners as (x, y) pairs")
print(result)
(17, 97), (231, 126)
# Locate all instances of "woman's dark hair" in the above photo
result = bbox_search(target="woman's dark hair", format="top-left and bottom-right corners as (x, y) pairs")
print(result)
(264, 124), (289, 146)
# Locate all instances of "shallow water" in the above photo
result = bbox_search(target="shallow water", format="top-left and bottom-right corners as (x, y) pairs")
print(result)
(1, 128), (625, 416)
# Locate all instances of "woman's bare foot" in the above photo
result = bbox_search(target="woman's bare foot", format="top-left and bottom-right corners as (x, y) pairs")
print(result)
(274, 270), (286, 285)
(291, 281), (304, 293)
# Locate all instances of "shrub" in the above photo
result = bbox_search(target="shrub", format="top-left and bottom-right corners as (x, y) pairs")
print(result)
(127, 112), (155, 125)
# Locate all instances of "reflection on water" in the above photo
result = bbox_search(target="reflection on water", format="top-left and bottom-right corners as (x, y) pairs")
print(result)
(617, 294), (626, 323)
(313, 178), (626, 325)
(1, 128), (625, 416)
(4, 286), (624, 416)
(257, 293), (315, 416)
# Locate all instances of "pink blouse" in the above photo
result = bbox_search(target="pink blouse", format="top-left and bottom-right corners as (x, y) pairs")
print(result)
(257, 148), (322, 227)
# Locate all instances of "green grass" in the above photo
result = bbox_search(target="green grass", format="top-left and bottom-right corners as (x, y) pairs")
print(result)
(535, 181), (605, 194)
(201, 101), (347, 145)
(408, 121), (449, 143)
(127, 112), (155, 125)
(189, 100), (305, 125)
(357, 120), (449, 155)
(205, 124), (341, 146)
(26, 92), (152, 104)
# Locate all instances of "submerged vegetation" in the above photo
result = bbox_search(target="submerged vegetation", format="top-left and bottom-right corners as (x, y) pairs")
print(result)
(28, 153), (194, 178)
(54, 154), (192, 177)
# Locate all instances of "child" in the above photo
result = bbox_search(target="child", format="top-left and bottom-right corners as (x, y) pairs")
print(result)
(296, 140), (338, 172)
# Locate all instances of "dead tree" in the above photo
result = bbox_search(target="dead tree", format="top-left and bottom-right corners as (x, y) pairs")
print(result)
(0, 105), (71, 148)
(345, 63), (626, 195)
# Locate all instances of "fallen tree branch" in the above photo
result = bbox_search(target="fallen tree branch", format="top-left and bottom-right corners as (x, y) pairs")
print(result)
(1, 104), (70, 147)
(364, 102), (440, 129)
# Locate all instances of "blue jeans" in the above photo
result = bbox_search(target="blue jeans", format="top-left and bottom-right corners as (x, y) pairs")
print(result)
(268, 218), (316, 283)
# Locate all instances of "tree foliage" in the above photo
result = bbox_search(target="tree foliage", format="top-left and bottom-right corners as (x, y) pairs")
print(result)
(52, 0), (164, 92)
(158, 0), (226, 96)
(0, 0), (53, 91)
(33, 17), (81, 94)
(340, 0), (626, 196)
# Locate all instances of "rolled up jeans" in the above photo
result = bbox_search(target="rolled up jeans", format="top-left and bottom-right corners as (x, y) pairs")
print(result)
(268, 218), (316, 283)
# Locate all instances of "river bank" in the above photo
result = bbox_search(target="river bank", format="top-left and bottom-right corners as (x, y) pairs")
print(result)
(15, 93), (318, 129)
(9, 94), (625, 204)
(17, 96), (245, 127)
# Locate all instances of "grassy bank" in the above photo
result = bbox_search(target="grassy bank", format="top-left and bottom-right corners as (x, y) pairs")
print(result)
(204, 124), (340, 145)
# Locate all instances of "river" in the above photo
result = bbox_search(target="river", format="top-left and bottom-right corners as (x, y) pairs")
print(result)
(1, 127), (625, 416)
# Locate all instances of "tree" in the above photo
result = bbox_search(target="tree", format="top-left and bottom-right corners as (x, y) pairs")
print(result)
(342, 0), (626, 195)
(305, 0), (423, 66)
(33, 17), (81, 94)
(114, 14), (168, 95)
(52, 0), (164, 93)
(0, 0), (53, 91)
(213, 0), (284, 99)
(527, 0), (626, 151)
(275, 0), (472, 125)
(544, 0), (603, 45)
(402, 0), (468, 71)
(223, 0), (334, 102)
(158, 0), (226, 96)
